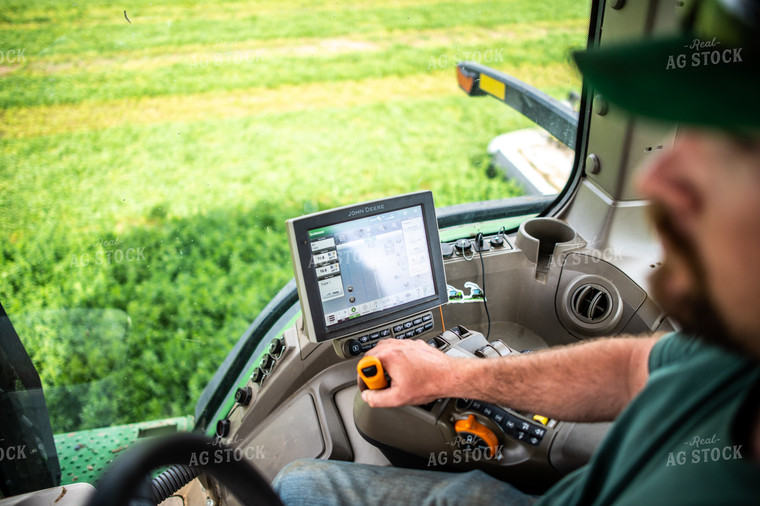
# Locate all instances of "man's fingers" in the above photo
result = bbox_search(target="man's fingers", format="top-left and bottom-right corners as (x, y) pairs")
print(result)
(361, 387), (397, 408)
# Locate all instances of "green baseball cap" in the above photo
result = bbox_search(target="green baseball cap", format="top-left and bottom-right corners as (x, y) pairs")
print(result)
(573, 0), (760, 129)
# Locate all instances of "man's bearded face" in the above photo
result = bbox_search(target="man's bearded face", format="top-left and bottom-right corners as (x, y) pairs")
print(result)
(638, 131), (760, 359)
(648, 203), (733, 348)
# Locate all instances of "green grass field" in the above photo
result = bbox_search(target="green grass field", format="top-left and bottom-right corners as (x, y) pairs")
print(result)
(0, 0), (589, 432)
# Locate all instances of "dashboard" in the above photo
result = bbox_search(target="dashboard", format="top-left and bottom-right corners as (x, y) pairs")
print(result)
(204, 201), (671, 504)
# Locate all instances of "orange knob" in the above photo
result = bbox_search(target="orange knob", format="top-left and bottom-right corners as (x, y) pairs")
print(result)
(357, 356), (389, 390)
(454, 414), (499, 458)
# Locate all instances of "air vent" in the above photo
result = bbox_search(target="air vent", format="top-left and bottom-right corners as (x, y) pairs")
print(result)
(571, 284), (612, 323)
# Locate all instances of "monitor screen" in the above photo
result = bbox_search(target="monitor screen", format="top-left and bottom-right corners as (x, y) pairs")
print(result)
(287, 191), (448, 344)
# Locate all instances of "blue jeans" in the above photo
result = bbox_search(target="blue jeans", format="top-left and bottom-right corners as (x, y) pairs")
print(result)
(272, 459), (538, 506)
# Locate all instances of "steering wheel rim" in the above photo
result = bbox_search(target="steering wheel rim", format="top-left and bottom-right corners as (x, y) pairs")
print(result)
(87, 432), (282, 506)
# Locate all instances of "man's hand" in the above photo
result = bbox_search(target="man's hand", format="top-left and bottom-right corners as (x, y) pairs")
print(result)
(359, 339), (459, 408)
(357, 334), (659, 422)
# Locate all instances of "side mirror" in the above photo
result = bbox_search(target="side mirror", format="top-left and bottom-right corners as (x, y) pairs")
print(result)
(456, 62), (579, 149)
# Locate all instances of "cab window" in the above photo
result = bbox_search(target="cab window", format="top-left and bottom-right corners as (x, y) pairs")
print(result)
(0, 0), (591, 436)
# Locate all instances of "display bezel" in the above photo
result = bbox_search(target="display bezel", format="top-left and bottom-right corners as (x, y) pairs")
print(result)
(287, 191), (448, 343)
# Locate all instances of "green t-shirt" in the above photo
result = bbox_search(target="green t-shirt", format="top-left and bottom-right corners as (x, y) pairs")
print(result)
(538, 332), (760, 505)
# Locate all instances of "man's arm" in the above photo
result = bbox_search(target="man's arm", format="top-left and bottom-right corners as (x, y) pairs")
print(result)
(360, 334), (660, 423)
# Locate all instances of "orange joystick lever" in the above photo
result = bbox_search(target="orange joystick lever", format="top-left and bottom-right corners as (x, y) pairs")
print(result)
(357, 356), (389, 390)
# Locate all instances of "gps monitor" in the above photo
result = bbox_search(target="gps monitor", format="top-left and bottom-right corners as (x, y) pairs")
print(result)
(287, 191), (448, 344)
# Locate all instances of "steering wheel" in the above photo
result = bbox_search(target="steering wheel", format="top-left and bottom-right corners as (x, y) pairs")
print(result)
(87, 432), (282, 506)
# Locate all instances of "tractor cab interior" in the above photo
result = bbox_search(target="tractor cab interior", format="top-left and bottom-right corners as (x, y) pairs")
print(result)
(191, 2), (685, 503)
(0, 1), (703, 505)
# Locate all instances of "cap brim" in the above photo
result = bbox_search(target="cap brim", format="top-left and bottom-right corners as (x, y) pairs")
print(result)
(574, 35), (760, 129)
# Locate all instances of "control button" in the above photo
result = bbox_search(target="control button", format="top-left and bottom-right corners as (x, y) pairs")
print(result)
(395, 334), (405, 339)
(357, 356), (389, 389)
(268, 337), (285, 357)
(492, 411), (505, 425)
(414, 327), (425, 335)
(370, 332), (381, 340)
(393, 324), (404, 333)
(380, 329), (391, 337)
(516, 431), (527, 441)
(482, 406), (493, 417)
(346, 339), (363, 356)
(502, 418), (517, 435)
(216, 419), (231, 438)
(413, 318), (423, 326)
(260, 353), (275, 373)
(359, 335), (371, 344)
(423, 314), (432, 322)
(520, 421), (531, 432)
(471, 400), (483, 411)
(251, 367), (265, 386)
(234, 387), (253, 406)
(404, 321), (414, 329)
(454, 238), (472, 253)
(528, 437), (541, 446)
(454, 415), (499, 458)
(533, 415), (549, 426)
(530, 426), (546, 438)
(455, 398), (472, 410)
(405, 330), (415, 338)
(490, 235), (505, 247)
(361, 342), (375, 352)
(424, 322), (434, 331)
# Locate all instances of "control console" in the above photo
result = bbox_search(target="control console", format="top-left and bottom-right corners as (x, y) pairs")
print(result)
(353, 325), (563, 492)
(454, 398), (553, 448)
(339, 310), (436, 358)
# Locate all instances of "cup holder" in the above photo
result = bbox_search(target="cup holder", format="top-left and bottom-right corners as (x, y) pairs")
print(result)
(516, 218), (579, 281)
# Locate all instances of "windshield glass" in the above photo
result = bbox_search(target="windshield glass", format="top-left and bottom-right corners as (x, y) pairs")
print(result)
(0, 0), (591, 444)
